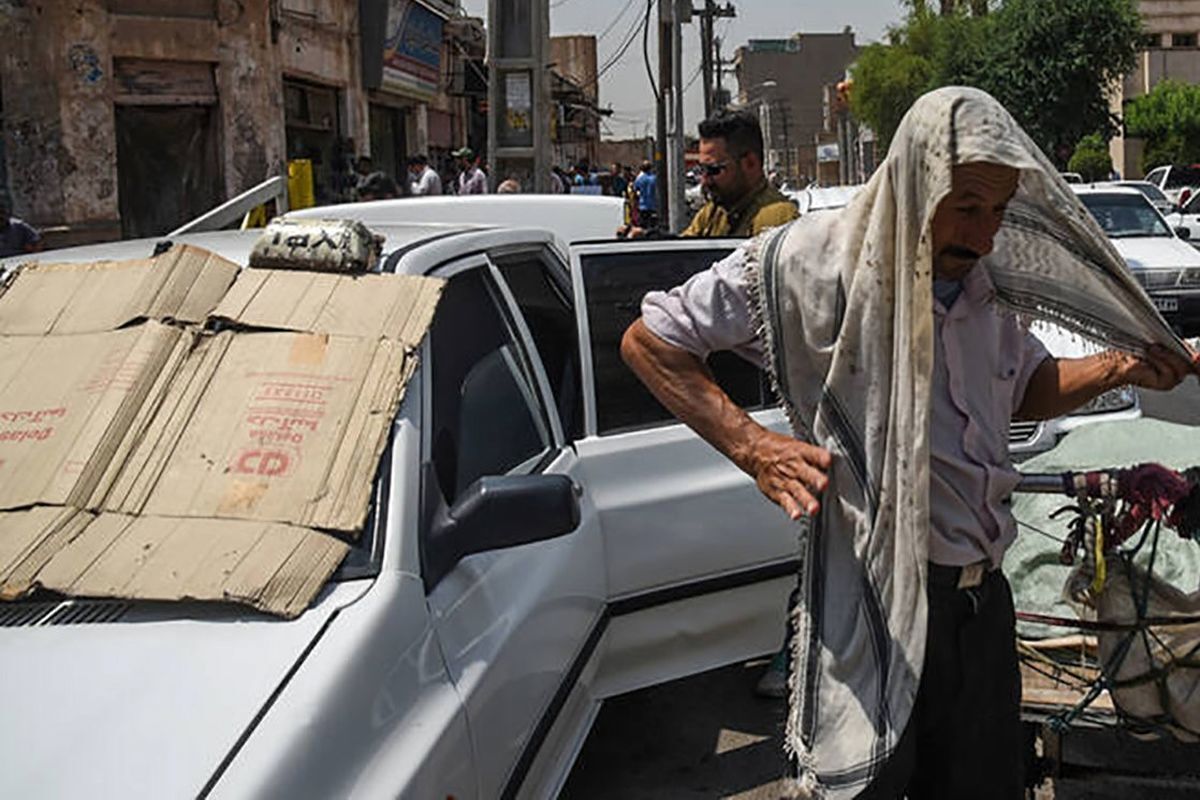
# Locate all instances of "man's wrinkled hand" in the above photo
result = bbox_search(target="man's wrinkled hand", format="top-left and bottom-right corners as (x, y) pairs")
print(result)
(1116, 345), (1196, 391)
(744, 430), (832, 520)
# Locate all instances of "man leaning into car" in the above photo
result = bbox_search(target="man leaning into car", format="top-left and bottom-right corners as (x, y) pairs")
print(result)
(620, 87), (1198, 799)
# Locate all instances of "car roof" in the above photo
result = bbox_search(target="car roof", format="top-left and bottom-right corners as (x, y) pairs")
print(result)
(0, 222), (562, 277)
(285, 195), (625, 244)
(1069, 185), (1146, 198)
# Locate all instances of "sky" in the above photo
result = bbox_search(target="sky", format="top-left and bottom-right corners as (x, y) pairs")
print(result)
(459, 0), (909, 139)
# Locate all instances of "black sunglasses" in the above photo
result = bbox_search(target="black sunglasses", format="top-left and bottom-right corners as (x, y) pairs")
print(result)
(698, 162), (729, 177)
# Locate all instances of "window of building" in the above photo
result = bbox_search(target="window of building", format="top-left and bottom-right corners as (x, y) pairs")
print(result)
(1171, 32), (1197, 48)
(1141, 33), (1162, 49)
(582, 247), (771, 435)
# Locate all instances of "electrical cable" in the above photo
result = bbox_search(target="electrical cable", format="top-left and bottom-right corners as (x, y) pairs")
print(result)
(642, 0), (658, 103)
(597, 0), (639, 43)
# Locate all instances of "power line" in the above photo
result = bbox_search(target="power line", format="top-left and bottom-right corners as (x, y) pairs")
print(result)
(597, 0), (639, 43)
(643, 0), (659, 103)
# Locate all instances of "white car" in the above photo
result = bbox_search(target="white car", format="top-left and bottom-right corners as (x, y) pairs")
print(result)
(787, 184), (864, 215)
(0, 222), (800, 799)
(1143, 164), (1200, 207)
(1074, 185), (1200, 336)
(1110, 179), (1176, 217)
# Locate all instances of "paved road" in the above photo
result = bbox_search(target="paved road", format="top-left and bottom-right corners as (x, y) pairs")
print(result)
(562, 383), (1200, 799)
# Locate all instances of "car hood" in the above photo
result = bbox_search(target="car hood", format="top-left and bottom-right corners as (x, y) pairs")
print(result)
(1109, 235), (1200, 270)
(0, 581), (369, 799)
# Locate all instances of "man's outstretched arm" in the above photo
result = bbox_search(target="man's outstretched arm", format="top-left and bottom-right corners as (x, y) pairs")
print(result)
(620, 318), (832, 518)
(1017, 345), (1197, 421)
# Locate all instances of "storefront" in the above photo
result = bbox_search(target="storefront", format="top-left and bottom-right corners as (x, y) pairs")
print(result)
(283, 79), (349, 205)
(361, 0), (457, 177)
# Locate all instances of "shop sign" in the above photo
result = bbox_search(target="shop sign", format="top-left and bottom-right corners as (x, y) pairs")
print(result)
(382, 0), (444, 101)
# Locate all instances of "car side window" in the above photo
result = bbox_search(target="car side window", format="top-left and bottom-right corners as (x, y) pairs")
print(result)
(1147, 167), (1167, 187)
(493, 250), (584, 441)
(428, 268), (552, 505)
(581, 247), (769, 435)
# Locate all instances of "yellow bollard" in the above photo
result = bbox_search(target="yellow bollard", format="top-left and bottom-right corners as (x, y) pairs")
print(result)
(288, 159), (316, 210)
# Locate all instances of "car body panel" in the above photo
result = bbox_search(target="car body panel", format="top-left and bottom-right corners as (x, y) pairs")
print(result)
(568, 237), (800, 694)
(0, 581), (369, 800)
(286, 195), (625, 245)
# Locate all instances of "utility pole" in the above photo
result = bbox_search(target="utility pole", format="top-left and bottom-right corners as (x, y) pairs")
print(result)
(487, 0), (551, 192)
(665, 0), (688, 233)
(695, 1), (735, 119)
(656, 1), (670, 230)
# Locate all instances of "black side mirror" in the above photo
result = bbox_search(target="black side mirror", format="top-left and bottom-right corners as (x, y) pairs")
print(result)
(1176, 226), (1192, 240)
(423, 474), (580, 590)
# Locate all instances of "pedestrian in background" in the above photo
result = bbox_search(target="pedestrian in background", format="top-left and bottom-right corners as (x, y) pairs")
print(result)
(356, 172), (399, 201)
(497, 176), (521, 193)
(0, 197), (40, 258)
(452, 147), (489, 194)
(408, 154), (442, 196)
(624, 160), (658, 233)
(610, 163), (628, 199)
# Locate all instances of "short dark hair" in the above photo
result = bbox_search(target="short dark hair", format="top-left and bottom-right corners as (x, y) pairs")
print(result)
(697, 109), (763, 162)
(407, 154), (428, 166)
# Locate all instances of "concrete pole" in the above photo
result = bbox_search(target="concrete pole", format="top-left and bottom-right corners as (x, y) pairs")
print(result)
(668, 2), (687, 233)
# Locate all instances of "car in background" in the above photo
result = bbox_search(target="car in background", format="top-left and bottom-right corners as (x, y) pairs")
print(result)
(1073, 185), (1200, 336)
(787, 184), (864, 215)
(1165, 187), (1200, 247)
(1111, 179), (1176, 217)
(1143, 164), (1200, 206)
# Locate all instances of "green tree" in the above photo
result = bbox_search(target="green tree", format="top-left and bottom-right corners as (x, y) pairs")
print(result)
(849, 0), (1142, 166)
(1067, 133), (1113, 181)
(1123, 80), (1200, 170)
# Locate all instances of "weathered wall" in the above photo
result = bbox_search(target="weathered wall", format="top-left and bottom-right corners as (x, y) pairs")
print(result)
(1, 0), (120, 243)
(550, 35), (598, 103)
(216, 0), (287, 196)
(278, 0), (367, 152)
(597, 138), (653, 170)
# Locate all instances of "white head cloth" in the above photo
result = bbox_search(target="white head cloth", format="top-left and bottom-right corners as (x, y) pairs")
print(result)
(746, 86), (1185, 797)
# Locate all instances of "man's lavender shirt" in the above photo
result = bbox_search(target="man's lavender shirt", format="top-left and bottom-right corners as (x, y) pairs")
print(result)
(641, 249), (1050, 568)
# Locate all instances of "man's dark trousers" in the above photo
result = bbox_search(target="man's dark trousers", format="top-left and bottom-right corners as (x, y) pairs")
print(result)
(857, 566), (1024, 799)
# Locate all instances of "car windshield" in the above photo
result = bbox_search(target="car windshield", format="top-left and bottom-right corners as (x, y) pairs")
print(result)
(1078, 193), (1171, 238)
(1126, 183), (1169, 204)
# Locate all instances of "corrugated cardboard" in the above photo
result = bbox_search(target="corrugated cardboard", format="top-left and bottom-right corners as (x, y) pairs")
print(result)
(0, 244), (239, 335)
(0, 247), (442, 617)
(0, 506), (92, 600)
(0, 323), (191, 510)
(35, 513), (348, 618)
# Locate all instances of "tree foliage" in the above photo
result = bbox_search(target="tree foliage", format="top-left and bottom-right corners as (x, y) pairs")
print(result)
(1067, 133), (1113, 181)
(850, 0), (1142, 165)
(1124, 80), (1200, 170)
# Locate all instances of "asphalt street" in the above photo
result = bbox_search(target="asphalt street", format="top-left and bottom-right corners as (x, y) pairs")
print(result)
(562, 381), (1200, 799)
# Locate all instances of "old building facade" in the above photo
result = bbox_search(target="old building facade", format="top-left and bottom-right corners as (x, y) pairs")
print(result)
(732, 31), (858, 187)
(1111, 0), (1200, 178)
(0, 0), (480, 246)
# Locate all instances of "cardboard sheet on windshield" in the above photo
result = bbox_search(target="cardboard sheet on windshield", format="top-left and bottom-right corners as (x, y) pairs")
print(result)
(0, 246), (442, 617)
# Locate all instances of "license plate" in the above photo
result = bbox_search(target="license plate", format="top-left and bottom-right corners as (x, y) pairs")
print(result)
(1153, 296), (1179, 312)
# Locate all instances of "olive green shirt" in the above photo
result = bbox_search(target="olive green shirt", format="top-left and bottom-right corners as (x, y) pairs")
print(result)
(681, 180), (798, 238)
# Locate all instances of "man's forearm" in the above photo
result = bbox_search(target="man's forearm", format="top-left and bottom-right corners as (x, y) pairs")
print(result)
(620, 318), (766, 474)
(1017, 354), (1128, 420)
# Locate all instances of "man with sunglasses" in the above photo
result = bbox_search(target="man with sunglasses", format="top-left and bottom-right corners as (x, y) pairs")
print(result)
(680, 109), (797, 237)
(619, 110), (796, 239)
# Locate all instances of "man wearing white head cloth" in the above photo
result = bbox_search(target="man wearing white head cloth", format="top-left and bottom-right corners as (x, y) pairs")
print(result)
(621, 86), (1199, 797)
